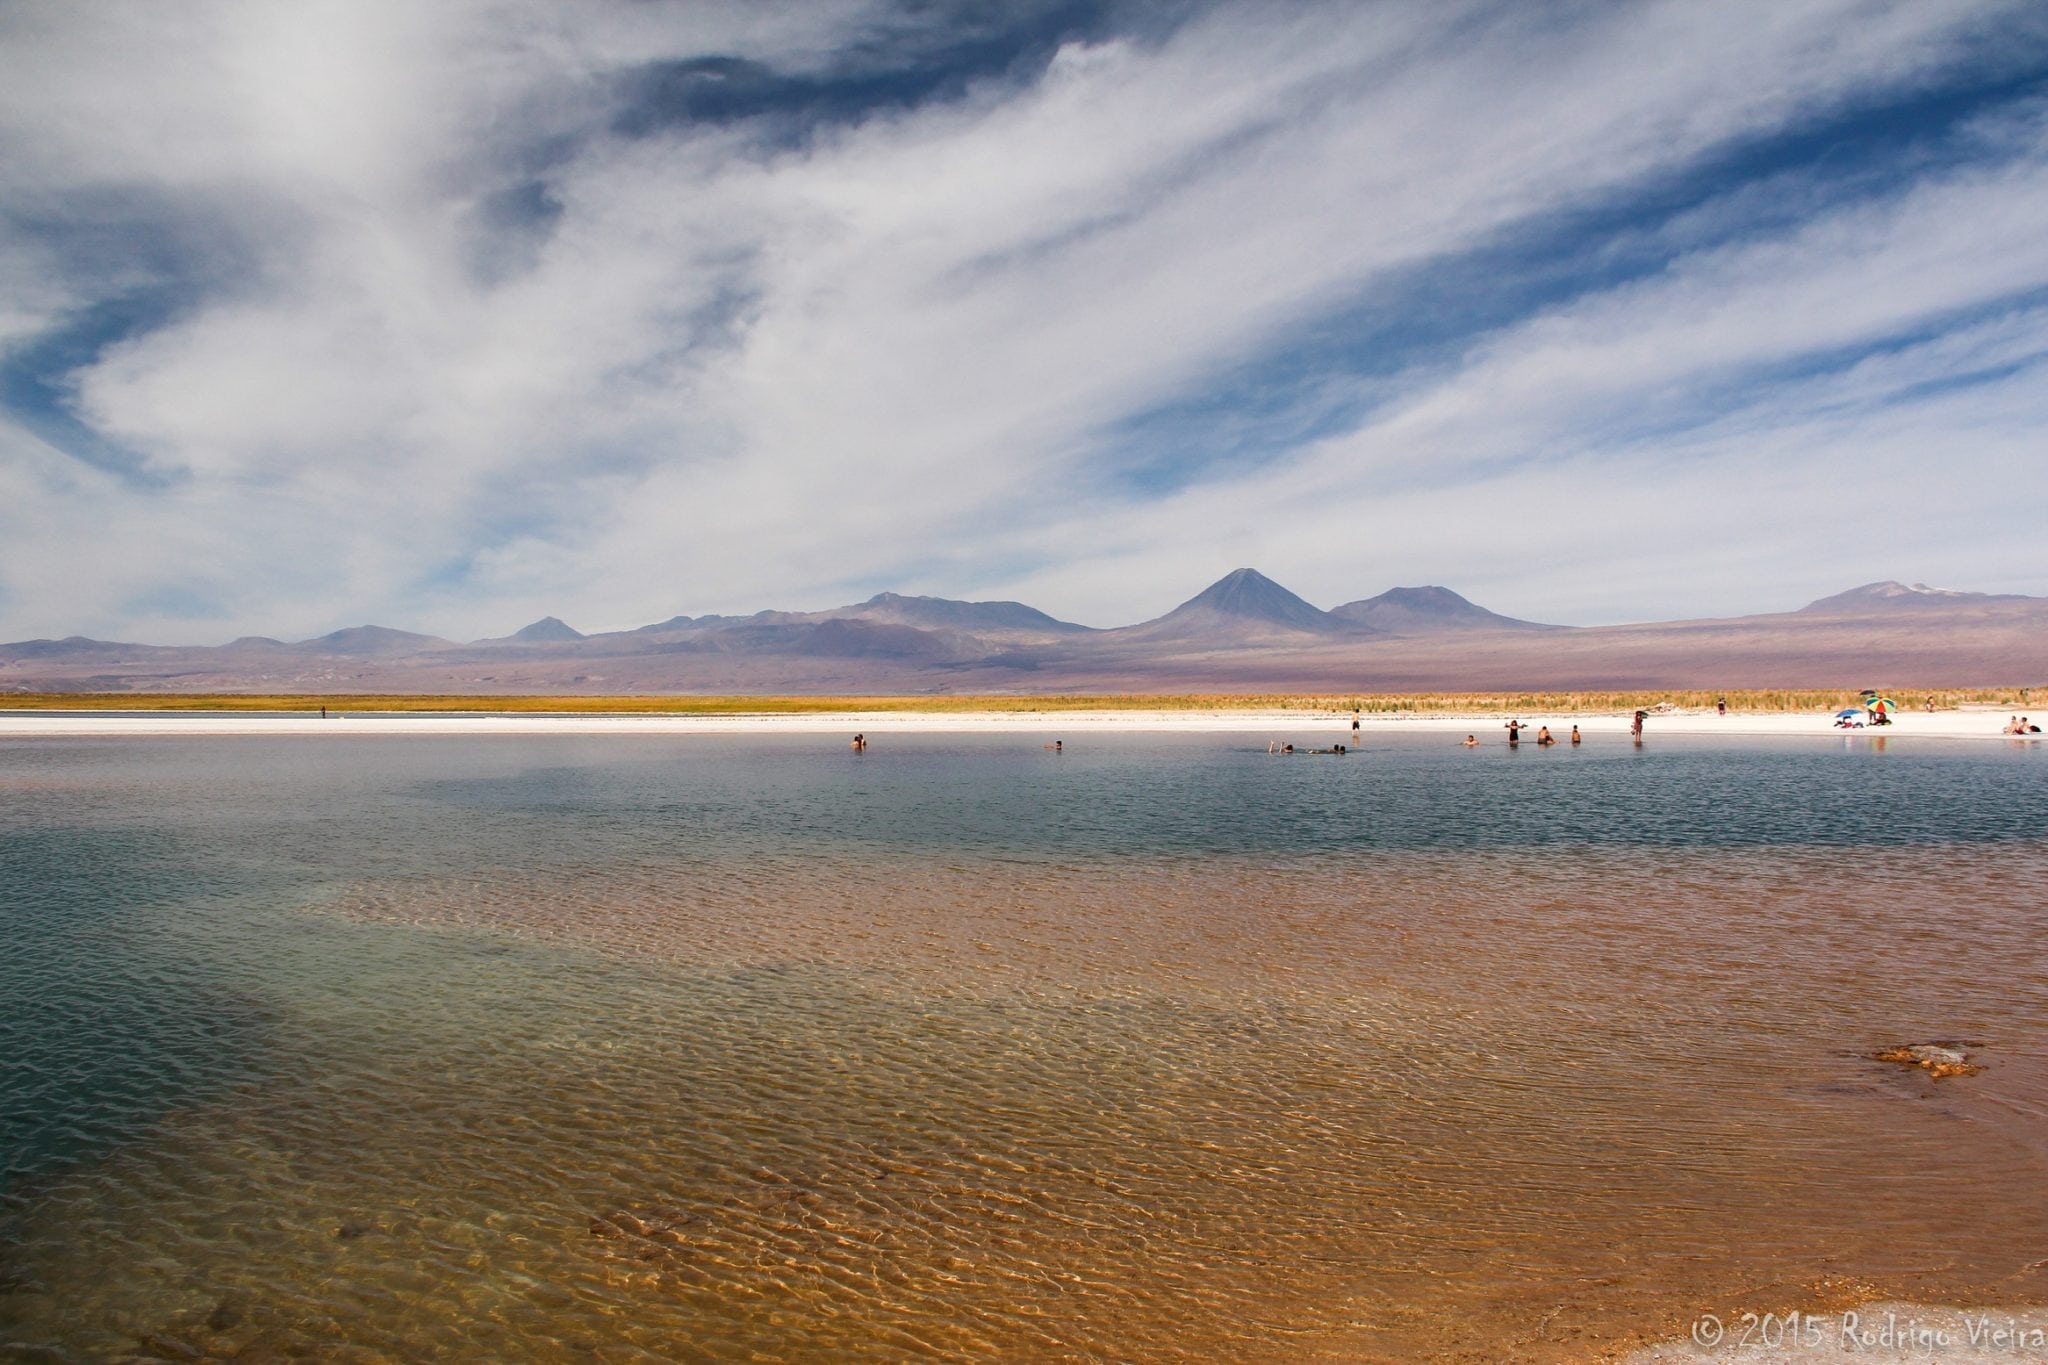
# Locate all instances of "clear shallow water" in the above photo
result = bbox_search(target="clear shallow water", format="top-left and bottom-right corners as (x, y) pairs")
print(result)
(2, 733), (2046, 1361)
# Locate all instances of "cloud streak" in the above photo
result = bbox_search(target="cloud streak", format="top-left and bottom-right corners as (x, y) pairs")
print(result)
(2, 0), (2045, 641)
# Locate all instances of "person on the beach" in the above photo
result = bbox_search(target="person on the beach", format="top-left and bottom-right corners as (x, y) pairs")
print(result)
(2006, 716), (2023, 735)
(1717, 698), (1727, 716)
(1462, 735), (1478, 747)
(1570, 724), (1581, 745)
(1535, 726), (1556, 746)
(1505, 719), (1521, 745)
(1631, 711), (1646, 742)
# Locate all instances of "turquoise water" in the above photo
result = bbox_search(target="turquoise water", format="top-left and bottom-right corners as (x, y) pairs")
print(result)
(3, 733), (2046, 1359)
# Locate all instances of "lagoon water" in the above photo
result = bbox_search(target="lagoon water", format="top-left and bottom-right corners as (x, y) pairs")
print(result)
(3, 732), (2047, 1360)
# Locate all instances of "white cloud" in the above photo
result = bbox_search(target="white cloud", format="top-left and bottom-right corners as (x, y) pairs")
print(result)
(1, 0), (2044, 640)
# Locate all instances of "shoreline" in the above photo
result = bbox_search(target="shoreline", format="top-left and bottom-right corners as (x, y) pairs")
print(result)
(0, 707), (2035, 740)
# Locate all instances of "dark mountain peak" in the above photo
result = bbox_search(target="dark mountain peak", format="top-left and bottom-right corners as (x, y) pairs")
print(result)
(295, 625), (455, 656)
(509, 616), (584, 642)
(1330, 585), (1556, 634)
(1180, 568), (1333, 626)
(1119, 568), (1347, 640)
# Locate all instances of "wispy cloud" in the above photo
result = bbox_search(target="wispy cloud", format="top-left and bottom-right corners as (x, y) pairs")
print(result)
(2, 0), (2044, 641)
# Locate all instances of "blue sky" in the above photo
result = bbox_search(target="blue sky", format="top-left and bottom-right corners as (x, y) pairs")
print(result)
(3, 0), (2046, 642)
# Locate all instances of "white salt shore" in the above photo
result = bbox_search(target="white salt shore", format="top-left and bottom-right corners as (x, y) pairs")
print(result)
(0, 706), (2037, 740)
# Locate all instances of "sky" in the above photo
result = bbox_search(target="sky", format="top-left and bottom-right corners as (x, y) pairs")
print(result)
(3, 0), (2047, 642)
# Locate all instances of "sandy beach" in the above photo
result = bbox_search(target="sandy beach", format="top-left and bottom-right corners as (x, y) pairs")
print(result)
(0, 705), (2035, 740)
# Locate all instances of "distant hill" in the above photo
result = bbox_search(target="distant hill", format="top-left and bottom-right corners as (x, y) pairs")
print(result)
(692, 616), (968, 662)
(1797, 581), (2040, 614)
(0, 635), (154, 660)
(488, 616), (585, 644)
(833, 592), (1088, 635)
(1330, 585), (1555, 634)
(1121, 568), (1352, 639)
(293, 625), (456, 656)
(7, 573), (2048, 693)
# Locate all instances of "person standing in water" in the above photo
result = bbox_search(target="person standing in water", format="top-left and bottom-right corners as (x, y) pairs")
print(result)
(1631, 711), (1646, 743)
(851, 733), (867, 752)
(1570, 724), (1581, 745)
(1505, 719), (1522, 745)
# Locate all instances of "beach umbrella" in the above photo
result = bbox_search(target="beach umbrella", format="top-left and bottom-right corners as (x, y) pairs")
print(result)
(1835, 708), (1864, 719)
(1865, 696), (1896, 715)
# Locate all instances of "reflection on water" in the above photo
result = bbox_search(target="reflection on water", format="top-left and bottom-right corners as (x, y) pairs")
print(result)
(1, 735), (2045, 1360)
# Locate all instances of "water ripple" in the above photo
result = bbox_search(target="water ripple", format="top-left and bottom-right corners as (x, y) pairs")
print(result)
(2, 736), (2044, 1360)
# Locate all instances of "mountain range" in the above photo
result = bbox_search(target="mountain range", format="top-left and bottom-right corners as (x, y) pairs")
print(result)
(4, 570), (2045, 694)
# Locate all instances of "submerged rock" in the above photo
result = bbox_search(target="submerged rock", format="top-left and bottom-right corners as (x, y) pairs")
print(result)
(1874, 1041), (1984, 1078)
(204, 1293), (246, 1332)
(136, 1331), (205, 1361)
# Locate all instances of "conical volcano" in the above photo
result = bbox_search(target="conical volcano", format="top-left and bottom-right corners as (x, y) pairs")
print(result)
(1120, 568), (1353, 640)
